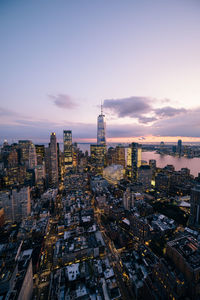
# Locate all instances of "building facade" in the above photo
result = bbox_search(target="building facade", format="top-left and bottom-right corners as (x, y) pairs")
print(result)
(90, 144), (106, 173)
(190, 185), (200, 227)
(138, 165), (152, 191)
(28, 143), (37, 169)
(115, 145), (125, 168)
(127, 143), (142, 181)
(177, 139), (182, 155)
(49, 132), (59, 187)
(63, 130), (73, 170)
(0, 187), (31, 223)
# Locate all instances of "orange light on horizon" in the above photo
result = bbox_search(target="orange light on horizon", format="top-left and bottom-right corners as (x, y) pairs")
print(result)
(74, 136), (200, 144)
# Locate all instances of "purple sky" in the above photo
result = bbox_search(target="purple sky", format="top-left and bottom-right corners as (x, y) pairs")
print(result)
(0, 0), (200, 143)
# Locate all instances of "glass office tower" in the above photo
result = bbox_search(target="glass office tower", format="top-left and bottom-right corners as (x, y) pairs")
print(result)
(97, 105), (106, 146)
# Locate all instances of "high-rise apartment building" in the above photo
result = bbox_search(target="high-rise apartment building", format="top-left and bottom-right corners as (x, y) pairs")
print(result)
(97, 105), (106, 146)
(126, 143), (141, 181)
(131, 142), (142, 181)
(126, 147), (132, 179)
(115, 145), (125, 168)
(63, 130), (73, 169)
(189, 185), (200, 227)
(49, 132), (58, 186)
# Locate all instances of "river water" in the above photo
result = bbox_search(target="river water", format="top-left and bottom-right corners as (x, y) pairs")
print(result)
(142, 151), (200, 177)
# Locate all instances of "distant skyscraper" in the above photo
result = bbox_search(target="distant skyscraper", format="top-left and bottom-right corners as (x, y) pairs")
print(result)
(29, 143), (37, 168)
(49, 132), (58, 186)
(97, 104), (106, 146)
(189, 185), (200, 227)
(177, 139), (182, 155)
(64, 130), (73, 169)
(159, 141), (165, 153)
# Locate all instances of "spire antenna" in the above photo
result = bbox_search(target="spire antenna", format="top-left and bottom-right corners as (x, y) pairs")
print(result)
(101, 101), (103, 115)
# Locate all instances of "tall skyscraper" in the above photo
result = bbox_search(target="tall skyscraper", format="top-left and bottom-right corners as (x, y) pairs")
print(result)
(189, 185), (200, 227)
(63, 130), (73, 170)
(127, 143), (141, 181)
(177, 139), (182, 156)
(97, 104), (106, 146)
(126, 147), (132, 179)
(49, 132), (58, 186)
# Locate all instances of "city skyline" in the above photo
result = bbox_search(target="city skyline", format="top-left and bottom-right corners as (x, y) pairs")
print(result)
(1, 0), (200, 143)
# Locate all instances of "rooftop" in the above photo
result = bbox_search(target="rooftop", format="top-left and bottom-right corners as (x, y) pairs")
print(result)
(168, 236), (200, 270)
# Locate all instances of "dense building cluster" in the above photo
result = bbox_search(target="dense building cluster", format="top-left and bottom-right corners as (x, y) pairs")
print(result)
(1, 108), (200, 299)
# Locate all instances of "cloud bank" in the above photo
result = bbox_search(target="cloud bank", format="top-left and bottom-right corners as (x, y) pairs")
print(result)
(104, 97), (187, 124)
(1, 96), (200, 142)
(49, 94), (78, 109)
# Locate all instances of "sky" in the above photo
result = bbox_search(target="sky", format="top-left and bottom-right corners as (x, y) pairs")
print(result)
(0, 0), (200, 144)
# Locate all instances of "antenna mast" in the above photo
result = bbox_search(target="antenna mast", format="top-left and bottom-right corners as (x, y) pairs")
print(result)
(101, 101), (103, 115)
